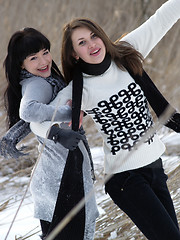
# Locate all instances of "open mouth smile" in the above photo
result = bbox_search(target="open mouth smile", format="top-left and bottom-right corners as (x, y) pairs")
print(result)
(38, 66), (49, 72)
(90, 48), (101, 56)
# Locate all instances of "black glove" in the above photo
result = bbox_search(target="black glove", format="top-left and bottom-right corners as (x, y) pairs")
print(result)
(48, 125), (85, 151)
(165, 112), (180, 133)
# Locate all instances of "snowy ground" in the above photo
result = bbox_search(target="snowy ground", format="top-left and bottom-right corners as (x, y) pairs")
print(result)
(1, 131), (180, 240)
(0, 147), (105, 240)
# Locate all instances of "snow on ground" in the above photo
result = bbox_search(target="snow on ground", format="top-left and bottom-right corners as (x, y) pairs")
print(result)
(0, 147), (105, 240)
(1, 131), (180, 240)
(0, 176), (41, 240)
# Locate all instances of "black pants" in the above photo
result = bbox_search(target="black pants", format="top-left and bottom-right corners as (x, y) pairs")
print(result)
(105, 158), (180, 240)
(40, 220), (51, 239)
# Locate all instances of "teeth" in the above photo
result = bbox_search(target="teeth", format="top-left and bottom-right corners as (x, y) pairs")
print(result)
(40, 66), (47, 70)
(92, 50), (99, 54)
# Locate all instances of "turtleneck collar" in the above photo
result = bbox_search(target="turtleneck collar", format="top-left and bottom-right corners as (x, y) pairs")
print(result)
(78, 53), (111, 76)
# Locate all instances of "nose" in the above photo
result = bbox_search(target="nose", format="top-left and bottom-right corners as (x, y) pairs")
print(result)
(88, 40), (96, 49)
(39, 55), (47, 65)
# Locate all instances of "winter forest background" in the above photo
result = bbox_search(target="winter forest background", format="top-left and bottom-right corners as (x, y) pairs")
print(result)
(1, 0), (180, 239)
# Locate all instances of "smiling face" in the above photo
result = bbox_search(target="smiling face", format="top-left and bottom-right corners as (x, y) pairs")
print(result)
(71, 27), (106, 64)
(22, 48), (52, 78)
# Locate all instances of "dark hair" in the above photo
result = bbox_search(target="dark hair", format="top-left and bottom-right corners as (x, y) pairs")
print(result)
(4, 27), (62, 128)
(61, 18), (144, 84)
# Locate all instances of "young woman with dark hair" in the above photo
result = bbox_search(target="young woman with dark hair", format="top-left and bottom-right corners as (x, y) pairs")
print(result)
(4, 27), (63, 128)
(2, 27), (98, 239)
(31, 0), (180, 239)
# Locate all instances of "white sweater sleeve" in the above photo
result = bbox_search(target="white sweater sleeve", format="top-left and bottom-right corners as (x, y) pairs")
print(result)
(30, 83), (72, 138)
(122, 0), (180, 58)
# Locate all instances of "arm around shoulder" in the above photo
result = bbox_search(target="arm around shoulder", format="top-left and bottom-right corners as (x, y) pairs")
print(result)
(29, 81), (73, 138)
(20, 77), (72, 122)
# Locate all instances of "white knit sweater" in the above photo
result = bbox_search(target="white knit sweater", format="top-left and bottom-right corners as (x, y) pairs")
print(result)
(30, 0), (180, 174)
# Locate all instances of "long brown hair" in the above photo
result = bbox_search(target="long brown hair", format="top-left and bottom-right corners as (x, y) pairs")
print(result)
(61, 18), (144, 84)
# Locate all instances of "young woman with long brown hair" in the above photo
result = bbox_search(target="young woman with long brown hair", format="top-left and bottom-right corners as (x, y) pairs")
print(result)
(31, 0), (180, 238)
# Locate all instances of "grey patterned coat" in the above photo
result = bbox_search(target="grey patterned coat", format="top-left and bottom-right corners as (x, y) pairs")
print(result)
(19, 74), (99, 239)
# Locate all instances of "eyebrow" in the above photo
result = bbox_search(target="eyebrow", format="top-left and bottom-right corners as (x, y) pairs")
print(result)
(77, 31), (94, 41)
(77, 37), (84, 41)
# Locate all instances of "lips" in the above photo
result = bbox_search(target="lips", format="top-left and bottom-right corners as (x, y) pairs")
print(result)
(90, 48), (101, 56)
(38, 65), (49, 72)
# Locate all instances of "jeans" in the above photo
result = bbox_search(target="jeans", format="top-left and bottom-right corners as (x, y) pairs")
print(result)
(105, 158), (180, 240)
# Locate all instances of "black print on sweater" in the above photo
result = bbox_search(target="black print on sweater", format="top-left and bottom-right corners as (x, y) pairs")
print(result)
(86, 82), (154, 155)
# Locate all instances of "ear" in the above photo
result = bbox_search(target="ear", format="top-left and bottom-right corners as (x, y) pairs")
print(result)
(72, 51), (79, 60)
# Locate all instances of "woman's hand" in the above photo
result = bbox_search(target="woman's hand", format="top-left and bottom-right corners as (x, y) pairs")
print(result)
(48, 124), (85, 150)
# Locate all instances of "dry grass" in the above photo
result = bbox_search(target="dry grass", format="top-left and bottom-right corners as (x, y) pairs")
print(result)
(1, 0), (180, 145)
(1, 0), (180, 239)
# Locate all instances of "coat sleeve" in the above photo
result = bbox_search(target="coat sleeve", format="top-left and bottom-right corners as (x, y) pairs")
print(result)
(30, 82), (73, 138)
(20, 77), (72, 123)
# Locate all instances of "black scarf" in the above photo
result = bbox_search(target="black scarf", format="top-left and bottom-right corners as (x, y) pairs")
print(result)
(45, 56), (112, 239)
(78, 53), (111, 75)
(46, 65), (85, 239)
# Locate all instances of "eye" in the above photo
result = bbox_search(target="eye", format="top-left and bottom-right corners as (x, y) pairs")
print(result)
(43, 50), (49, 55)
(91, 33), (97, 39)
(79, 40), (86, 46)
(30, 56), (37, 61)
